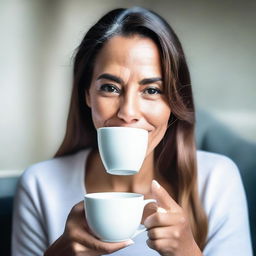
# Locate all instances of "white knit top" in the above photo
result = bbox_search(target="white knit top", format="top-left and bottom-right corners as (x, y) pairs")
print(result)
(12, 150), (253, 255)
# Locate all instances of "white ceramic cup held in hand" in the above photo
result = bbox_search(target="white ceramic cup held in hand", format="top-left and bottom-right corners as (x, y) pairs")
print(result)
(97, 127), (148, 175)
(84, 192), (156, 242)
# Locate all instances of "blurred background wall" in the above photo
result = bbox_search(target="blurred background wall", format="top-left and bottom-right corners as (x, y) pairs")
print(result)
(1, 0), (255, 176)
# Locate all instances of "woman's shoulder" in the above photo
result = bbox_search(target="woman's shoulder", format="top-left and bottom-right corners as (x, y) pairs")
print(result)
(19, 149), (89, 189)
(196, 150), (245, 211)
(196, 150), (240, 182)
(196, 150), (243, 203)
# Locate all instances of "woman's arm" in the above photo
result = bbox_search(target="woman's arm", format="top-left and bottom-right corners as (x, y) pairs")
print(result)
(12, 174), (48, 255)
(202, 157), (253, 256)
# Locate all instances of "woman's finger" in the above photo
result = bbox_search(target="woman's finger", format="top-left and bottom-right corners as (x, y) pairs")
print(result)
(151, 180), (181, 213)
(144, 211), (186, 229)
(147, 226), (182, 240)
(68, 213), (134, 253)
(146, 238), (179, 254)
(98, 239), (134, 254)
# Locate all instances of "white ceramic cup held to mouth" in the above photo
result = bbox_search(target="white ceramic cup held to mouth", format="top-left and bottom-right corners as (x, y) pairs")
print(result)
(97, 127), (148, 175)
(84, 192), (156, 242)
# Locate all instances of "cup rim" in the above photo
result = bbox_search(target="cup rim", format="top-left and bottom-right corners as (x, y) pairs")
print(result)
(97, 126), (147, 133)
(84, 192), (143, 200)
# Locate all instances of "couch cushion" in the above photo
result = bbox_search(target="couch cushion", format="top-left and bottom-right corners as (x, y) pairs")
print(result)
(0, 177), (19, 256)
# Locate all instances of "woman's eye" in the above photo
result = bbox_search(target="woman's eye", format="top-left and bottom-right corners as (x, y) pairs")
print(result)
(144, 87), (162, 95)
(99, 84), (120, 93)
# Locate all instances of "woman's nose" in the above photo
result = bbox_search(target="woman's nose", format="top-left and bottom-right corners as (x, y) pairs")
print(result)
(117, 94), (140, 123)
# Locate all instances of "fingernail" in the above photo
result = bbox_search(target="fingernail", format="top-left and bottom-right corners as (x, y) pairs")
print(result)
(152, 180), (160, 189)
(125, 239), (134, 246)
(157, 207), (168, 213)
(144, 218), (149, 228)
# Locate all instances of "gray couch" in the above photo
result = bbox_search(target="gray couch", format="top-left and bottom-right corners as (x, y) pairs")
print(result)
(0, 111), (255, 255)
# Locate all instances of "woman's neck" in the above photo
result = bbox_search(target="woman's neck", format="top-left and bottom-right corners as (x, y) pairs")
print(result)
(85, 149), (156, 195)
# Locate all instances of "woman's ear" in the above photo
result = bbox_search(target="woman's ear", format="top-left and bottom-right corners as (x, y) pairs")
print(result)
(85, 90), (91, 108)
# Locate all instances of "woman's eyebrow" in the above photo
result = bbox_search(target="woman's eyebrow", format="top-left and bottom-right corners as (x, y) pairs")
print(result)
(96, 73), (162, 85)
(139, 77), (162, 85)
(96, 73), (124, 84)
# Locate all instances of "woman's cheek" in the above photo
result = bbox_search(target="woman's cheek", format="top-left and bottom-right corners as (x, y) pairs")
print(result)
(142, 101), (170, 128)
(91, 98), (119, 128)
(144, 103), (171, 153)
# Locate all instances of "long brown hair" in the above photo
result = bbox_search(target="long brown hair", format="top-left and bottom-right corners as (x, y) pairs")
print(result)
(55, 6), (208, 249)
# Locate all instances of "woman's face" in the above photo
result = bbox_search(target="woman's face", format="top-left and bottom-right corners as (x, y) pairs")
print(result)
(86, 35), (171, 156)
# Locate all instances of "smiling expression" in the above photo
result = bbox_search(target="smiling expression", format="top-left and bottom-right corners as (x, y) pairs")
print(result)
(86, 35), (171, 157)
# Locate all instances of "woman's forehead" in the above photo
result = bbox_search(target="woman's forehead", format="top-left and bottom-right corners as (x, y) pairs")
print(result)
(92, 35), (162, 79)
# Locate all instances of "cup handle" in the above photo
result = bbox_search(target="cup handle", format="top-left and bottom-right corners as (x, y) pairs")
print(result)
(143, 198), (156, 207)
(131, 224), (147, 238)
(131, 199), (157, 239)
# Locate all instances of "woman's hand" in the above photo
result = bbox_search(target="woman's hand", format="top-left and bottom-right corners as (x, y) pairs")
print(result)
(44, 201), (133, 256)
(144, 180), (202, 256)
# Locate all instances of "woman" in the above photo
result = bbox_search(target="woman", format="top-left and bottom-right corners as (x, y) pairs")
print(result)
(12, 6), (252, 256)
